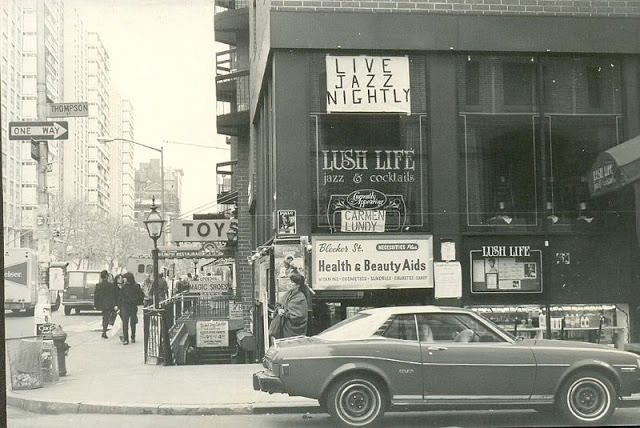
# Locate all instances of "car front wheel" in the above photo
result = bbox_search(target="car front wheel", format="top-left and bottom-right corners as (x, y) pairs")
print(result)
(326, 374), (386, 427)
(557, 370), (616, 425)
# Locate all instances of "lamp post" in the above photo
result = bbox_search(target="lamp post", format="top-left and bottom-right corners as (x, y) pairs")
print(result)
(193, 258), (200, 279)
(97, 136), (166, 244)
(143, 197), (165, 308)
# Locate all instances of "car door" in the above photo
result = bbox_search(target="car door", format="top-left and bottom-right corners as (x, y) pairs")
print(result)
(418, 313), (536, 402)
(372, 314), (424, 403)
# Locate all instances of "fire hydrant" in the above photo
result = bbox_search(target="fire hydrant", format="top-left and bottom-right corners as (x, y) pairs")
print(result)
(50, 324), (70, 376)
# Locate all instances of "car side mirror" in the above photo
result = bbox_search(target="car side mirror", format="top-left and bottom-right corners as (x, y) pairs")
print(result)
(515, 335), (526, 342)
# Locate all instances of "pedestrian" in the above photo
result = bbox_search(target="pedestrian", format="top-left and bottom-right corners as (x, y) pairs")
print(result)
(141, 273), (153, 307)
(153, 272), (169, 305)
(118, 272), (144, 345)
(176, 275), (190, 293)
(94, 270), (117, 339)
(275, 272), (309, 338)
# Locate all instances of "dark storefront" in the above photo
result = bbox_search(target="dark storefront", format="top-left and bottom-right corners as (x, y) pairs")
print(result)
(248, 13), (640, 356)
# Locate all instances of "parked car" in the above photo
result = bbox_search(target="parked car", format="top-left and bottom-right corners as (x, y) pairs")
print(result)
(62, 270), (101, 315)
(254, 305), (640, 427)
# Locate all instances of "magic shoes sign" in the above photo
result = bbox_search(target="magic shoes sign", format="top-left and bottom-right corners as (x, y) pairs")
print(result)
(326, 55), (411, 114)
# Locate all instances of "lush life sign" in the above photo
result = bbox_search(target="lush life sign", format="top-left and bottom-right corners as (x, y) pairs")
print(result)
(326, 55), (411, 114)
(315, 128), (426, 231)
(312, 235), (433, 290)
(470, 245), (543, 293)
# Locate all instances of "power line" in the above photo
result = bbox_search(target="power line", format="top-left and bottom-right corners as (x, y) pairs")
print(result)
(163, 140), (229, 150)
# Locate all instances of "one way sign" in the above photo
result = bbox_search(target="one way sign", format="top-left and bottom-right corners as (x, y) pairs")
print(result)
(9, 121), (69, 140)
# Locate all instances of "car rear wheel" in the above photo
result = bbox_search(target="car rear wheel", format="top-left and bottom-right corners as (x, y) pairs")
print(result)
(64, 306), (72, 315)
(326, 374), (386, 427)
(557, 370), (616, 425)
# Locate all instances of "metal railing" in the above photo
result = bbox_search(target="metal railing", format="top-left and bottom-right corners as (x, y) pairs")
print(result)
(144, 292), (234, 365)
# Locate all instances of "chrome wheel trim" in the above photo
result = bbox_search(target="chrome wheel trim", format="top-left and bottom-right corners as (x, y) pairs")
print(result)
(336, 379), (381, 426)
(566, 376), (611, 422)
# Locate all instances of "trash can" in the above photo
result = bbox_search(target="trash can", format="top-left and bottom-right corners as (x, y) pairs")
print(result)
(6, 337), (45, 390)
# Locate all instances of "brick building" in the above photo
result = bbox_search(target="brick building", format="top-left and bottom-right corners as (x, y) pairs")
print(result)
(215, 0), (640, 357)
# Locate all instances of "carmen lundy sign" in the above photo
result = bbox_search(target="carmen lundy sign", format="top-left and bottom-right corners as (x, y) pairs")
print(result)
(326, 55), (411, 113)
(312, 235), (433, 290)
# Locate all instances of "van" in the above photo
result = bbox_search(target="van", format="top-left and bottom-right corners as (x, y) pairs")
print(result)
(63, 270), (101, 315)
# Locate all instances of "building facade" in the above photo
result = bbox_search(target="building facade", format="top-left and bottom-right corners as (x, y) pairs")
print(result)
(134, 159), (183, 235)
(0, 0), (64, 249)
(214, 0), (640, 356)
(1, 0), (26, 248)
(109, 90), (135, 222)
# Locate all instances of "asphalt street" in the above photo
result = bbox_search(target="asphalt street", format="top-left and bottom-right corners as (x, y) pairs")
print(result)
(7, 406), (640, 428)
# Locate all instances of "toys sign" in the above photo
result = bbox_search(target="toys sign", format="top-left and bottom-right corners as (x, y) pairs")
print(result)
(171, 219), (233, 242)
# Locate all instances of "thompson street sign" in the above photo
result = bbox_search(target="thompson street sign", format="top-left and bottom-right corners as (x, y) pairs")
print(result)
(9, 121), (69, 140)
(47, 102), (89, 118)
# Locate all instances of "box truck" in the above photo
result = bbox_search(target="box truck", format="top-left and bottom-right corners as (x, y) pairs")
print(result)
(4, 248), (61, 314)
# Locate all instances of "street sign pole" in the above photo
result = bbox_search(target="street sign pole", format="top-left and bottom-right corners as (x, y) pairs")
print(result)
(34, 0), (50, 327)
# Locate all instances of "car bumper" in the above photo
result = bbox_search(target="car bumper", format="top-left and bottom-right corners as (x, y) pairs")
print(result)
(253, 370), (285, 394)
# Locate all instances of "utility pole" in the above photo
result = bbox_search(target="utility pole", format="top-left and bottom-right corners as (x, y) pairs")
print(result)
(35, 0), (50, 290)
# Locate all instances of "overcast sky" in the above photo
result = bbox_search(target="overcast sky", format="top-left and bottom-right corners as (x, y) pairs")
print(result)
(68, 0), (230, 217)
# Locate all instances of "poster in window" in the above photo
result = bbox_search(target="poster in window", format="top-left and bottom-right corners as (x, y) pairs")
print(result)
(278, 210), (297, 235)
(470, 246), (542, 293)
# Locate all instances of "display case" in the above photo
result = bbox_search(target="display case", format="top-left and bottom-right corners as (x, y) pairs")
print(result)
(469, 303), (630, 349)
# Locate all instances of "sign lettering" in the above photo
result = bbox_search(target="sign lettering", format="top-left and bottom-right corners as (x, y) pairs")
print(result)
(47, 102), (89, 118)
(326, 55), (411, 113)
(9, 121), (68, 140)
(313, 235), (433, 290)
(171, 220), (232, 242)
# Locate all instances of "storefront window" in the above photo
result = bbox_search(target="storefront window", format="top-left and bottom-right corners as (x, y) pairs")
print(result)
(312, 114), (428, 231)
(462, 114), (537, 227)
(458, 54), (624, 230)
(542, 56), (623, 224)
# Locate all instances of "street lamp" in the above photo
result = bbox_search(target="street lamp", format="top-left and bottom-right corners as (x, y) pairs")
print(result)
(144, 197), (165, 308)
(97, 136), (166, 244)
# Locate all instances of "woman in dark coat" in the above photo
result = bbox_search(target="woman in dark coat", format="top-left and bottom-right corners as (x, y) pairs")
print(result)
(94, 270), (117, 339)
(118, 272), (143, 345)
(276, 273), (309, 338)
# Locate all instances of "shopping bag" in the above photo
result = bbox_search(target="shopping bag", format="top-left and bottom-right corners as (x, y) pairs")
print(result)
(268, 313), (284, 339)
(108, 310), (117, 326)
(107, 313), (122, 338)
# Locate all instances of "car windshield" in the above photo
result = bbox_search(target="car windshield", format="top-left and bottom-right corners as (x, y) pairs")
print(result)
(315, 313), (378, 340)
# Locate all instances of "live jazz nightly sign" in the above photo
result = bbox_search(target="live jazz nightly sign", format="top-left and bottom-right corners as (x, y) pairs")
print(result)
(326, 55), (411, 113)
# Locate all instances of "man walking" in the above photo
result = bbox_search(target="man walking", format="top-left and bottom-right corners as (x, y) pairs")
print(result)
(94, 270), (117, 339)
(153, 272), (169, 305)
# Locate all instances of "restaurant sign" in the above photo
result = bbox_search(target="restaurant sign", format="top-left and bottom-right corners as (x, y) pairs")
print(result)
(312, 234), (433, 290)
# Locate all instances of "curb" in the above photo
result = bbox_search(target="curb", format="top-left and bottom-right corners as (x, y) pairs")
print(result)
(7, 391), (639, 415)
(6, 391), (319, 416)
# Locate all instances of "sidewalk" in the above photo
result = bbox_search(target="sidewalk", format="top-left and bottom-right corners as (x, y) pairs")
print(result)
(6, 317), (318, 416)
(6, 319), (640, 416)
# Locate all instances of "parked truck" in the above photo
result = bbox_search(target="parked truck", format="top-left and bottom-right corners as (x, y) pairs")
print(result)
(4, 248), (61, 314)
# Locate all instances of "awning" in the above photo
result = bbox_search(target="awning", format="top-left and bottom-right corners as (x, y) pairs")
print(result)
(589, 134), (640, 197)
